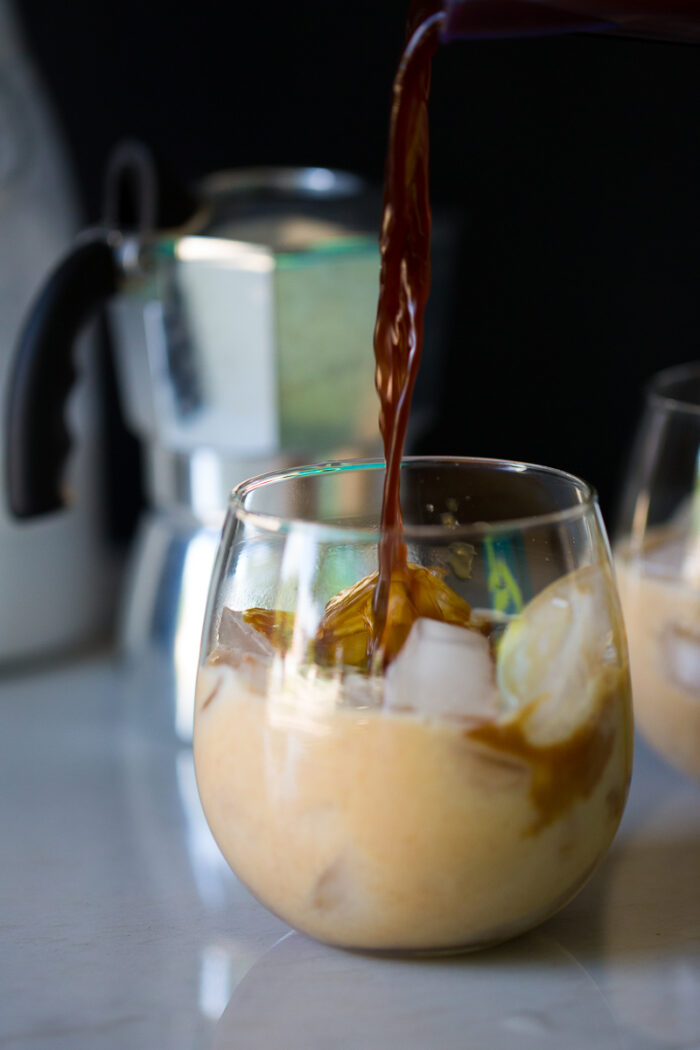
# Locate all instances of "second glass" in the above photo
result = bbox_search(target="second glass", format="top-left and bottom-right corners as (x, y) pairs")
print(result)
(616, 363), (700, 780)
(194, 457), (633, 953)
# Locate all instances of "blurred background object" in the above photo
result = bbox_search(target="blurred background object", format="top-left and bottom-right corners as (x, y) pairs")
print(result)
(0, 0), (115, 662)
(441, 0), (700, 42)
(616, 362), (700, 781)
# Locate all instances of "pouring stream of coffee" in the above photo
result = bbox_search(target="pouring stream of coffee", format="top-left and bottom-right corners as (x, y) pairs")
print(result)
(372, 1), (444, 660)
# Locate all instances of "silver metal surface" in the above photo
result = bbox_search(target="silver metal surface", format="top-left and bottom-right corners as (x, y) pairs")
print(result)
(200, 166), (366, 204)
(108, 168), (381, 501)
(119, 509), (220, 743)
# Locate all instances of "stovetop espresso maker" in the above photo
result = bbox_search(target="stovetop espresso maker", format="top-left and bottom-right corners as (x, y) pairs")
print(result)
(6, 153), (382, 736)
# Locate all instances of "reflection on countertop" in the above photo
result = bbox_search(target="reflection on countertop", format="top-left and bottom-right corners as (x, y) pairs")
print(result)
(0, 652), (698, 1049)
(214, 931), (623, 1050)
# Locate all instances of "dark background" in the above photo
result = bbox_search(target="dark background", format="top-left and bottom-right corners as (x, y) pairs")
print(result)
(17, 0), (700, 523)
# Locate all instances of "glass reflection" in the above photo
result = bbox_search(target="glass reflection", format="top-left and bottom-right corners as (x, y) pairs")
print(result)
(212, 931), (623, 1050)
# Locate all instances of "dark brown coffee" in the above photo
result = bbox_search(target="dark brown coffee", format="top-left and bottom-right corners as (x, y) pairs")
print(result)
(371, 2), (444, 660)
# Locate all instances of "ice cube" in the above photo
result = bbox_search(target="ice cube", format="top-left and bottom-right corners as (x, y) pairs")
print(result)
(661, 622), (700, 697)
(497, 567), (619, 745)
(216, 608), (275, 661)
(384, 617), (499, 722)
(340, 671), (384, 711)
(210, 608), (275, 694)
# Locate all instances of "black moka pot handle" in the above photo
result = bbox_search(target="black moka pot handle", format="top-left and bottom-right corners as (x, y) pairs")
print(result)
(7, 141), (198, 519)
(4, 137), (184, 520)
(5, 235), (120, 518)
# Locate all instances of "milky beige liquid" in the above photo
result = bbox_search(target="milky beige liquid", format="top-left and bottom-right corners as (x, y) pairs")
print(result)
(194, 569), (633, 952)
(617, 534), (700, 780)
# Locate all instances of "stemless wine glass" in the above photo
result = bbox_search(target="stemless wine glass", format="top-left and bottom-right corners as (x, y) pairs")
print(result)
(616, 363), (700, 780)
(194, 457), (632, 954)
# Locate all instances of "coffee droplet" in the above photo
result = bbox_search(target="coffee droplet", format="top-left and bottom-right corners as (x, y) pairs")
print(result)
(448, 542), (477, 580)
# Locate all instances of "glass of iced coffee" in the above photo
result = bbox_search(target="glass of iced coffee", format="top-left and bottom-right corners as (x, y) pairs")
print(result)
(616, 363), (700, 781)
(194, 457), (632, 953)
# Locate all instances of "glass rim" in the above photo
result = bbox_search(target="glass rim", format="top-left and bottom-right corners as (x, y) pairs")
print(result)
(647, 361), (700, 417)
(229, 456), (597, 540)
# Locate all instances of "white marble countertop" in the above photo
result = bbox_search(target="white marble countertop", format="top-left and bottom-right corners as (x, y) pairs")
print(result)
(1, 651), (699, 1050)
